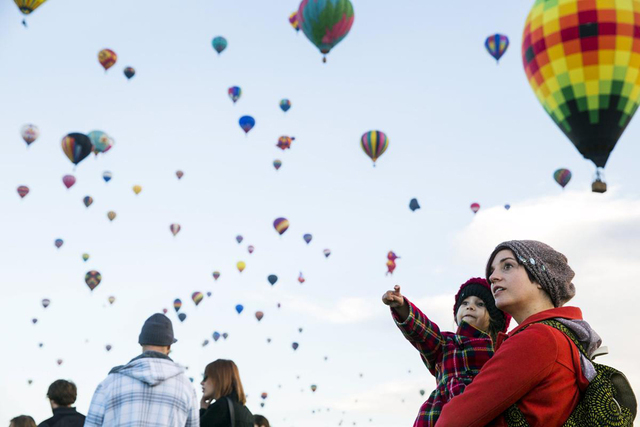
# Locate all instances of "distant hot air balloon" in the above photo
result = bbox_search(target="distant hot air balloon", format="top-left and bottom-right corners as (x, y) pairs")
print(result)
(98, 49), (117, 71)
(504, 204), (511, 211)
(361, 131), (389, 166)
(470, 203), (480, 214)
(170, 224), (181, 236)
(103, 171), (112, 183)
(235, 304), (244, 314)
(17, 186), (29, 199)
(292, 342), (299, 351)
(192, 292), (204, 306)
(202, 340), (209, 347)
(85, 270), (102, 291)
(268, 275), (278, 286)
(280, 99), (291, 112)
(409, 198), (420, 212)
(311, 385), (317, 392)
(485, 34), (509, 62)
(178, 313), (187, 322)
(323, 249), (331, 258)
(239, 116), (255, 134)
(162, 308), (168, 314)
(289, 11), (300, 31)
(222, 332), (228, 340)
(108, 296), (115, 304)
(228, 86), (241, 103)
(89, 131), (114, 156)
(212, 271), (221, 281)
(298, 327), (303, 333)
(419, 389), (425, 396)
(298, 0), (355, 63)
(32, 318), (38, 324)
(21, 124), (39, 146)
(132, 185), (142, 195)
(106, 344), (112, 352)
(553, 168), (572, 189)
(386, 260), (397, 275)
(174, 299), (182, 312)
(303, 234), (312, 244)
(276, 136), (294, 151)
(213, 331), (221, 342)
(56, 359), (63, 366)
(212, 36), (228, 54)
(298, 272), (305, 284)
(273, 218), (289, 235)
(236, 235), (243, 244)
(54, 239), (63, 249)
(207, 292), (212, 297)
(248, 245), (255, 254)
(176, 170), (184, 179)
(237, 261), (246, 273)
(255, 311), (264, 321)
(61, 133), (93, 166)
(42, 299), (50, 308)
(14, 0), (47, 26)
(124, 67), (135, 79)
(83, 196), (93, 208)
(107, 211), (116, 222)
(261, 392), (268, 400)
(273, 159), (282, 171)
(62, 175), (76, 189)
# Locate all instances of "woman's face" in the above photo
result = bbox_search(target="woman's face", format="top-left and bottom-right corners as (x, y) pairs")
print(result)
(456, 295), (490, 332)
(489, 249), (539, 315)
(201, 374), (215, 400)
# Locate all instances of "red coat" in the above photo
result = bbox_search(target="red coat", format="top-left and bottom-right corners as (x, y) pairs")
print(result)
(436, 307), (590, 426)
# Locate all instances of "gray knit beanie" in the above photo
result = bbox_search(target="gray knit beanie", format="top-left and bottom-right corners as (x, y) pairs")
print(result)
(486, 240), (576, 307)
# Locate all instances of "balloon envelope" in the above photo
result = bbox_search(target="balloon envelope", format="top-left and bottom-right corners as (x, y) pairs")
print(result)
(255, 311), (264, 321)
(178, 313), (186, 322)
(237, 261), (246, 273)
(174, 299), (182, 312)
(239, 116), (255, 134)
(103, 171), (112, 182)
(83, 196), (93, 207)
(124, 67), (135, 79)
(133, 185), (142, 195)
(303, 234), (312, 244)
(298, 0), (355, 61)
(98, 49), (117, 71)
(280, 99), (291, 112)
(553, 168), (572, 188)
(236, 235), (243, 244)
(292, 342), (299, 351)
(361, 131), (389, 164)
(21, 124), (39, 145)
(273, 218), (290, 235)
(82, 253), (90, 262)
(213, 332), (221, 341)
(108, 296), (115, 304)
(409, 198), (420, 212)
(107, 211), (116, 221)
(17, 186), (29, 198)
(228, 86), (241, 103)
(212, 36), (228, 54)
(212, 271), (220, 281)
(54, 239), (63, 249)
(470, 203), (480, 214)
(85, 270), (102, 291)
(289, 10), (300, 31)
(176, 170), (184, 179)
(298, 272), (305, 284)
(170, 224), (181, 236)
(192, 292), (204, 306)
(14, 0), (47, 16)
(235, 304), (244, 314)
(273, 159), (282, 171)
(62, 175), (76, 189)
(42, 299), (50, 308)
(323, 249), (331, 258)
(485, 34), (509, 62)
(61, 133), (93, 165)
(268, 275), (278, 286)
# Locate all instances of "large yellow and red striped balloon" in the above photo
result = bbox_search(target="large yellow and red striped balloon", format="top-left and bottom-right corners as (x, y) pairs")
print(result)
(360, 131), (389, 165)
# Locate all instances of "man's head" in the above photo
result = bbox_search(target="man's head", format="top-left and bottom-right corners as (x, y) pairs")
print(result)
(9, 416), (36, 427)
(254, 414), (270, 427)
(47, 380), (77, 408)
(138, 313), (177, 354)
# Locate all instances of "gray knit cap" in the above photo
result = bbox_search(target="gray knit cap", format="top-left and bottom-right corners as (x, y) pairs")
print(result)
(486, 240), (576, 307)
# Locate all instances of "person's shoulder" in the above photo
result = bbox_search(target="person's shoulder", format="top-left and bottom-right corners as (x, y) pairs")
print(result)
(509, 322), (559, 353)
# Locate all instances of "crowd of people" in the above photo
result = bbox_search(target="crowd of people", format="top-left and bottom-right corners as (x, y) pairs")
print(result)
(9, 314), (271, 427)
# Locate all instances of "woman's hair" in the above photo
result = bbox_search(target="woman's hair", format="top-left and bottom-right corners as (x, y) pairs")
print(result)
(10, 416), (36, 427)
(204, 359), (246, 404)
(47, 379), (77, 406)
(254, 414), (270, 427)
(487, 248), (536, 284)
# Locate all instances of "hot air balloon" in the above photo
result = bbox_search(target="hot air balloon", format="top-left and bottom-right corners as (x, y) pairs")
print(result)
(105, 344), (112, 351)
(103, 171), (112, 183)
(361, 131), (389, 166)
(192, 292), (203, 306)
(162, 308), (168, 314)
(170, 224), (181, 236)
(276, 136), (294, 151)
(303, 234), (312, 244)
(485, 34), (509, 62)
(236, 235), (243, 244)
(298, 272), (305, 284)
(255, 311), (264, 321)
(386, 260), (397, 275)
(273, 159), (282, 171)
(207, 292), (212, 297)
(212, 36), (227, 54)
(553, 168), (572, 189)
(21, 124), (39, 146)
(228, 86), (241, 103)
(419, 389), (425, 396)
(88, 131), (114, 156)
(202, 340), (209, 347)
(280, 99), (291, 112)
(178, 313), (187, 322)
(273, 217), (289, 235)
(504, 204), (511, 211)
(292, 342), (299, 351)
(323, 249), (331, 258)
(124, 67), (135, 79)
(268, 275), (278, 286)
(261, 392), (268, 400)
(82, 253), (90, 262)
(17, 186), (29, 199)
(83, 196), (93, 208)
(108, 296), (115, 304)
(32, 318), (38, 324)
(222, 332), (228, 340)
(176, 170), (184, 179)
(61, 133), (93, 166)
(14, 0), (47, 25)
(56, 359), (63, 366)
(174, 299), (182, 312)
(85, 270), (102, 291)
(298, 0), (355, 63)
(235, 304), (244, 314)
(62, 175), (76, 189)
(54, 239), (64, 249)
(239, 116), (255, 134)
(98, 49), (117, 71)
(247, 245), (255, 254)
(212, 271), (220, 281)
(298, 327), (303, 333)
(470, 203), (480, 214)
(522, 0), (640, 193)
(107, 211), (116, 221)
(289, 10), (300, 31)
(42, 299), (50, 308)
(213, 331), (221, 342)
(311, 385), (317, 392)
(409, 198), (420, 212)
(132, 185), (142, 195)
(237, 261), (246, 273)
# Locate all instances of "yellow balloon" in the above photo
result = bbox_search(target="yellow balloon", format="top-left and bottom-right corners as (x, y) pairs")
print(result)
(14, 0), (47, 15)
(107, 211), (116, 221)
(237, 261), (246, 273)
(133, 185), (142, 195)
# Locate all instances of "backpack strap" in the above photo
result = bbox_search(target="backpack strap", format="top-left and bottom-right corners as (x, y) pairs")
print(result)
(226, 396), (235, 427)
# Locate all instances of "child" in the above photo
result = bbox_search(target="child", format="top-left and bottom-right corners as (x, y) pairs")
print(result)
(382, 278), (511, 427)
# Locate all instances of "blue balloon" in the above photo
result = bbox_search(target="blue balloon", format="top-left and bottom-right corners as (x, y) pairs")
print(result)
(178, 313), (187, 322)
(504, 204), (511, 210)
(239, 116), (255, 134)
(103, 171), (112, 183)
(213, 331), (221, 341)
(235, 304), (244, 314)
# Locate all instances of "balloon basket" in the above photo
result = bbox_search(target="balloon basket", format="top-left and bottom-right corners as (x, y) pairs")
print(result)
(592, 179), (607, 193)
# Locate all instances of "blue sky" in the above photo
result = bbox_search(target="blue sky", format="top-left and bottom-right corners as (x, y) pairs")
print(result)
(1, 1), (640, 426)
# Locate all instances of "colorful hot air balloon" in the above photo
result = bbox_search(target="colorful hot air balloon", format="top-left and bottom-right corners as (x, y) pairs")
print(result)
(42, 299), (50, 308)
(522, 0), (640, 193)
(124, 67), (135, 79)
(62, 175), (76, 189)
(192, 292), (204, 306)
(361, 131), (389, 166)
(298, 0), (355, 62)
(61, 133), (93, 165)
(280, 99), (291, 112)
(82, 253), (90, 262)
(212, 271), (221, 281)
(83, 196), (93, 208)
(228, 86), (241, 103)
(132, 185), (142, 195)
(98, 49), (117, 71)
(174, 299), (182, 312)
(261, 392), (268, 400)
(298, 272), (305, 284)
(255, 311), (264, 321)
(103, 171), (112, 183)
(178, 313), (187, 322)
(176, 170), (184, 179)
(235, 304), (244, 314)
(248, 245), (255, 254)
(212, 331), (221, 342)
(85, 270), (102, 291)
(17, 186), (29, 199)
(170, 224), (181, 236)
(108, 296), (115, 304)
(292, 342), (299, 351)
(470, 203), (480, 214)
(212, 36), (228, 54)
(14, 0), (47, 25)
(485, 34), (509, 62)
(409, 198), (420, 212)
(273, 218), (289, 235)
(239, 116), (255, 134)
(311, 385), (317, 392)
(107, 211), (116, 221)
(268, 275), (278, 286)
(276, 136), (294, 151)
(88, 131), (114, 156)
(21, 124), (39, 146)
(237, 261), (246, 273)
(553, 168), (572, 189)
(236, 235), (243, 244)
(54, 239), (63, 249)
(323, 249), (331, 258)
(303, 234), (312, 244)
(289, 10), (300, 31)
(273, 159), (282, 171)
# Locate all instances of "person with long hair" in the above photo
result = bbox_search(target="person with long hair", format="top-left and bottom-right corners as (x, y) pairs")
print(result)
(200, 359), (254, 427)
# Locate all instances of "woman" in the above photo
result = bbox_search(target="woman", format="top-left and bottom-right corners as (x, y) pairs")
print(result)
(436, 240), (601, 426)
(9, 416), (36, 427)
(200, 359), (254, 427)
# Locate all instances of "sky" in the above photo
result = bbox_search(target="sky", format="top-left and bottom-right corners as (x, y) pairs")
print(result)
(1, 0), (640, 426)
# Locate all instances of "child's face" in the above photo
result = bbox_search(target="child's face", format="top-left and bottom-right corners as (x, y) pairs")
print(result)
(456, 296), (491, 332)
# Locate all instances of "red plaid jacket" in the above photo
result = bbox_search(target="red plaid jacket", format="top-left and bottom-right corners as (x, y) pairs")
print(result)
(392, 297), (496, 427)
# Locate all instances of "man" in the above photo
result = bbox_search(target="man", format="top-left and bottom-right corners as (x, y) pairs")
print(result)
(84, 313), (199, 426)
(38, 380), (85, 427)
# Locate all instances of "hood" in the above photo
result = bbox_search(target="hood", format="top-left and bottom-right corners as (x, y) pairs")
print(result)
(109, 352), (185, 386)
(555, 317), (602, 382)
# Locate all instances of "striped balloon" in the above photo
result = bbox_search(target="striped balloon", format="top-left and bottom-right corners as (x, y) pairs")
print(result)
(289, 11), (300, 31)
(192, 292), (204, 306)
(17, 185), (29, 198)
(553, 168), (572, 189)
(361, 131), (389, 165)
(273, 217), (290, 235)
(485, 34), (509, 62)
(273, 159), (282, 171)
(85, 270), (102, 291)
(61, 133), (93, 165)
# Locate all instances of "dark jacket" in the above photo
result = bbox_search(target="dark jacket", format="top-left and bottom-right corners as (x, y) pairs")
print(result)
(38, 407), (85, 427)
(200, 391), (253, 427)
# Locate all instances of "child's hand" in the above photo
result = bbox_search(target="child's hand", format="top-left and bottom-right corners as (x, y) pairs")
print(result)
(382, 285), (404, 308)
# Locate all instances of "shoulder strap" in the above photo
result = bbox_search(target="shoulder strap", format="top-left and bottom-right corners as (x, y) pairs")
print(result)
(226, 396), (235, 427)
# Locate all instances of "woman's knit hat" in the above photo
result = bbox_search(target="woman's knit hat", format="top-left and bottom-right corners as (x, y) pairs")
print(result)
(485, 240), (575, 307)
(453, 277), (511, 333)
